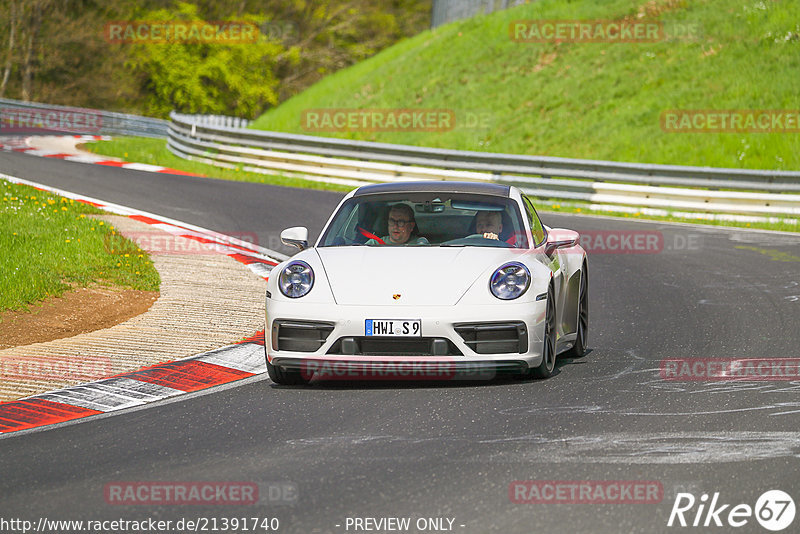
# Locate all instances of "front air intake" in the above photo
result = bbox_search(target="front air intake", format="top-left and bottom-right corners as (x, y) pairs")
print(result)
(272, 320), (334, 352)
(454, 322), (528, 354)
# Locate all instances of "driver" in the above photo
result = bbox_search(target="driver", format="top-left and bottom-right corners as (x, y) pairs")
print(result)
(366, 204), (429, 245)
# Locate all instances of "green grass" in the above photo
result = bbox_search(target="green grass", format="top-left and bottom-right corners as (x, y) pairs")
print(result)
(83, 137), (353, 193)
(250, 0), (800, 170)
(0, 179), (160, 312)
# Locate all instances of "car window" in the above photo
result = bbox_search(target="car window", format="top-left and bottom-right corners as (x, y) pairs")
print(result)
(318, 193), (527, 248)
(319, 200), (361, 246)
(522, 195), (546, 246)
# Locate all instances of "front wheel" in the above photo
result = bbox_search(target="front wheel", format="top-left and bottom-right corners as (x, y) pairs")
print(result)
(531, 282), (557, 379)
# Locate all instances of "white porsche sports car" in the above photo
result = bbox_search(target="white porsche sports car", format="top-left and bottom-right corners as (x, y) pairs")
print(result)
(264, 181), (588, 385)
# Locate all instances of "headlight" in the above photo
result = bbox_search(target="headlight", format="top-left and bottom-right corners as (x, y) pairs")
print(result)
(489, 262), (530, 300)
(278, 261), (314, 298)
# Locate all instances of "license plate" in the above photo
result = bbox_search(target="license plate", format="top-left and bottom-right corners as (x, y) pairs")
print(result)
(365, 319), (422, 337)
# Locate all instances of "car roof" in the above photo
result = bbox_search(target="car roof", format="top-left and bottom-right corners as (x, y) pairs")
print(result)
(352, 181), (511, 197)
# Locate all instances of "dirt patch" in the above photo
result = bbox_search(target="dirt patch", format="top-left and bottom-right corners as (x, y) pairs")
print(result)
(0, 286), (158, 349)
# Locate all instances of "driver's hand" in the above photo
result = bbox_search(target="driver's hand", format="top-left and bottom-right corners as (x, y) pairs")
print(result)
(482, 232), (499, 240)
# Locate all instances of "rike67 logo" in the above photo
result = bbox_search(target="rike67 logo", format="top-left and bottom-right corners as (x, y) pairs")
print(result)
(668, 490), (795, 531)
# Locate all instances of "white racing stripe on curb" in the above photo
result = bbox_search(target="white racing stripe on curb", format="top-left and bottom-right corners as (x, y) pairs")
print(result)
(195, 343), (267, 374)
(25, 374), (180, 408)
(23, 149), (60, 157)
(121, 162), (171, 172)
(35, 390), (142, 413)
(76, 378), (184, 403)
(246, 263), (275, 278)
(33, 380), (184, 412)
(63, 154), (108, 163)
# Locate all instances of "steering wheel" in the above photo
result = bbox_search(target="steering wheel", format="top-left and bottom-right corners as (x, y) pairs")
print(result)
(440, 234), (513, 247)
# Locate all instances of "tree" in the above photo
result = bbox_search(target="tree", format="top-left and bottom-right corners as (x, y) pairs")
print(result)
(0, 0), (18, 97)
(123, 2), (297, 118)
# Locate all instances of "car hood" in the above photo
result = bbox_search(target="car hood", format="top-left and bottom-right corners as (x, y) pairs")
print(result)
(316, 247), (516, 306)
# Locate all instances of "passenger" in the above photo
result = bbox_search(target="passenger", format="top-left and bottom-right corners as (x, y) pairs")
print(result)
(474, 210), (518, 245)
(366, 204), (429, 245)
(475, 211), (503, 240)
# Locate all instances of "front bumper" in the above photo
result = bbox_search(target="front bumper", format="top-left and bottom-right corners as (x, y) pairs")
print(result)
(265, 300), (548, 374)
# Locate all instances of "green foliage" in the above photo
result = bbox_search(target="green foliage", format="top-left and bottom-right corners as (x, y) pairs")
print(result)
(124, 2), (294, 118)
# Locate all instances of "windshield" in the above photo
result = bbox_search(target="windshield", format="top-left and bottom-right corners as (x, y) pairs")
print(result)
(318, 193), (529, 248)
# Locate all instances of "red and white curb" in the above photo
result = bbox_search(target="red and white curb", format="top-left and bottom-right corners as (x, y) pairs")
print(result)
(0, 333), (267, 434)
(0, 173), (288, 435)
(0, 135), (202, 177)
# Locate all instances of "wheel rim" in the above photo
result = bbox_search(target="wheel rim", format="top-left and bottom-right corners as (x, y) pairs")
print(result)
(543, 285), (556, 372)
(576, 268), (588, 349)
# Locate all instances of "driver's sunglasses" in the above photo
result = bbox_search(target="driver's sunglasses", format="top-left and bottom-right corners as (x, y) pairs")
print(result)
(388, 217), (412, 228)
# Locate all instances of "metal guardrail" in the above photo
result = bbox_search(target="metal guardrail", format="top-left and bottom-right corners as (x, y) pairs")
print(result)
(431, 0), (527, 28)
(184, 114), (251, 129)
(0, 97), (168, 138)
(166, 111), (800, 218)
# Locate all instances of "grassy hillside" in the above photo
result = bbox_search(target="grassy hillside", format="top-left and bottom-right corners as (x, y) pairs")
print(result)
(250, 0), (800, 170)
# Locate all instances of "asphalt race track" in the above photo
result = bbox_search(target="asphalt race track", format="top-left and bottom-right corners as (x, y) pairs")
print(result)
(2, 149), (800, 533)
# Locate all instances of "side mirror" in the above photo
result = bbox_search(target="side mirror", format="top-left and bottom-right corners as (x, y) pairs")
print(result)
(544, 229), (579, 256)
(280, 226), (309, 250)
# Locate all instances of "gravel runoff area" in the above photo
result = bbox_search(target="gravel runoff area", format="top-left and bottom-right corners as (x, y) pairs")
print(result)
(0, 214), (268, 401)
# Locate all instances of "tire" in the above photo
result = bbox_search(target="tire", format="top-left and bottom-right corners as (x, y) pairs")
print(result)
(564, 263), (588, 358)
(531, 282), (557, 379)
(265, 345), (309, 385)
